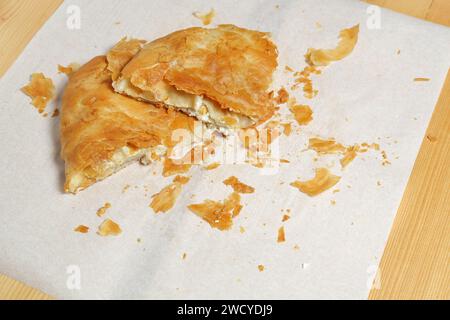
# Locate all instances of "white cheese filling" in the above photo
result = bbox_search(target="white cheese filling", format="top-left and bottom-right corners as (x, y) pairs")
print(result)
(113, 79), (255, 130)
(68, 145), (167, 193)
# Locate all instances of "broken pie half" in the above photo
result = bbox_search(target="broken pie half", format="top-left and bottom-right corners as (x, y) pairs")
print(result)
(113, 24), (278, 132)
(60, 53), (194, 193)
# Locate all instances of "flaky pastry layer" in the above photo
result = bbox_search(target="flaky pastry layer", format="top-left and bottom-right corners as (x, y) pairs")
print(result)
(113, 24), (278, 130)
(60, 56), (193, 193)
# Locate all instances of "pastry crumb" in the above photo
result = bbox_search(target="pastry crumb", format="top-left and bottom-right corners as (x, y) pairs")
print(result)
(97, 219), (122, 237)
(21, 73), (55, 114)
(223, 176), (255, 194)
(289, 104), (313, 125)
(58, 63), (80, 76)
(381, 150), (391, 166)
(340, 146), (358, 169)
(414, 77), (430, 82)
(275, 87), (289, 104)
(122, 184), (131, 193)
(285, 65), (294, 72)
(290, 168), (341, 197)
(258, 265), (265, 272)
(282, 123), (292, 136)
(150, 176), (190, 213)
(193, 8), (215, 25)
(204, 162), (220, 170)
(96, 202), (111, 217)
(292, 66), (320, 98)
(282, 214), (290, 222)
(74, 225), (89, 233)
(187, 192), (241, 231)
(277, 226), (286, 243)
(308, 137), (346, 154)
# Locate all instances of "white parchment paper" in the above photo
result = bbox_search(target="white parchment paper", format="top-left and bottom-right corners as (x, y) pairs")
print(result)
(0, 0), (449, 299)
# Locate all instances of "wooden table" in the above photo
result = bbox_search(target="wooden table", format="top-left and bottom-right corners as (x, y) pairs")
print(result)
(0, 0), (449, 300)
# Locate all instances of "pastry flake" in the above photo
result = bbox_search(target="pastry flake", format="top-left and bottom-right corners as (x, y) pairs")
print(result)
(58, 63), (80, 76)
(289, 104), (313, 126)
(21, 73), (55, 114)
(74, 225), (89, 233)
(308, 137), (346, 154)
(275, 87), (289, 105)
(96, 202), (111, 217)
(204, 162), (220, 170)
(306, 25), (360, 66)
(277, 226), (286, 243)
(97, 219), (122, 236)
(188, 192), (241, 231)
(113, 25), (278, 130)
(340, 146), (358, 168)
(150, 175), (190, 213)
(290, 168), (341, 197)
(414, 77), (430, 82)
(193, 9), (215, 26)
(223, 176), (255, 194)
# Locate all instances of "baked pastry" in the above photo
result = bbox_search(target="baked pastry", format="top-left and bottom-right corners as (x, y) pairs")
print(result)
(60, 54), (194, 193)
(113, 25), (278, 132)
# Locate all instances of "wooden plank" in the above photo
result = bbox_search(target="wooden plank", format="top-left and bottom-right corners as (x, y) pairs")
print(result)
(367, 0), (450, 27)
(426, 0), (450, 26)
(0, 0), (449, 300)
(366, 0), (450, 300)
(0, 0), (63, 77)
(369, 70), (450, 300)
(0, 0), (62, 300)
(0, 274), (52, 300)
(367, 0), (432, 20)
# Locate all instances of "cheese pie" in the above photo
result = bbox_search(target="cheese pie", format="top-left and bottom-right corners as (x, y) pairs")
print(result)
(113, 24), (278, 132)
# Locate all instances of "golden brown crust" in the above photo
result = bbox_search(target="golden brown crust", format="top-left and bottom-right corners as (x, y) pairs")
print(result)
(106, 37), (146, 80)
(60, 55), (194, 193)
(116, 25), (278, 121)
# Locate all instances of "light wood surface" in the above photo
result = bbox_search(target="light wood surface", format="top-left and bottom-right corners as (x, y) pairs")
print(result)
(369, 69), (450, 300)
(0, 0), (62, 78)
(0, 0), (449, 300)
(366, 0), (450, 300)
(0, 274), (52, 300)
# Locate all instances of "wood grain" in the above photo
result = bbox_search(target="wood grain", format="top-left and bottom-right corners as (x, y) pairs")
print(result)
(366, 0), (450, 300)
(0, 0), (62, 77)
(369, 70), (450, 300)
(0, 274), (52, 300)
(366, 0), (450, 26)
(0, 0), (449, 300)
